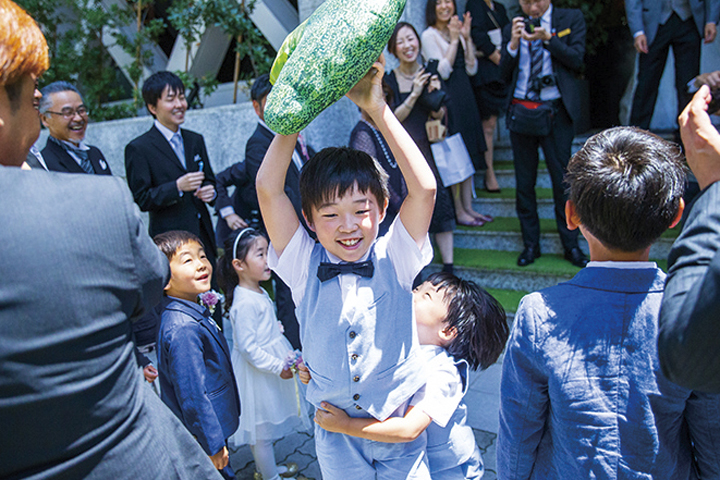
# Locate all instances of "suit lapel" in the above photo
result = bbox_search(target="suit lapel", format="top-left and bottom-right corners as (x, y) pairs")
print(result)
(149, 125), (187, 172)
(47, 140), (85, 174)
(88, 148), (110, 175)
(168, 298), (233, 363)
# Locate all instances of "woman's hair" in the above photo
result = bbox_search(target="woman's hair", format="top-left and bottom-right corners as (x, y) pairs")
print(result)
(388, 21), (422, 58)
(217, 227), (266, 311)
(425, 0), (457, 27)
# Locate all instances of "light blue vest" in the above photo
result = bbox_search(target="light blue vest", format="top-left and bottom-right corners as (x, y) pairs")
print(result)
(426, 350), (484, 479)
(298, 241), (427, 421)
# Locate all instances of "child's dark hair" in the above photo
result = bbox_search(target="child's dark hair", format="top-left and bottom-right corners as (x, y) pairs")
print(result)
(216, 227), (266, 311)
(388, 22), (422, 58)
(142, 71), (185, 115)
(427, 272), (508, 371)
(566, 126), (686, 252)
(299, 147), (389, 224)
(251, 73), (272, 102)
(153, 230), (204, 261)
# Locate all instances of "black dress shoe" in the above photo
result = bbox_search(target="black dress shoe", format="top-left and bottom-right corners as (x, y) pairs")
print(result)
(517, 245), (541, 267)
(565, 247), (588, 268)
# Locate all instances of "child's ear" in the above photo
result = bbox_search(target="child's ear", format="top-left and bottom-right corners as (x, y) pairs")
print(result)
(163, 279), (172, 292)
(302, 210), (316, 232)
(565, 200), (581, 231)
(379, 197), (389, 223)
(439, 325), (457, 342)
(669, 197), (685, 229)
(232, 258), (244, 271)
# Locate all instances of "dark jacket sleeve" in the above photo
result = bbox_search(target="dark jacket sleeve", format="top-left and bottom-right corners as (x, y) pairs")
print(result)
(546, 9), (586, 74)
(467, 0), (503, 57)
(660, 182), (720, 393)
(124, 140), (183, 213)
(238, 134), (268, 212)
(499, 23), (520, 84)
(215, 162), (249, 214)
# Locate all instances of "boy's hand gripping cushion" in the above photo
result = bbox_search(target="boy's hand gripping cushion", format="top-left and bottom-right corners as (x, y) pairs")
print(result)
(264, 0), (406, 135)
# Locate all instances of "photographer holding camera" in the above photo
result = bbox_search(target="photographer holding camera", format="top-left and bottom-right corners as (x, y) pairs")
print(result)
(499, 0), (588, 268)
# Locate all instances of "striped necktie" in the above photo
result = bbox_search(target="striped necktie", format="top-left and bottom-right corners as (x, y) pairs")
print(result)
(527, 39), (543, 101)
(170, 132), (186, 169)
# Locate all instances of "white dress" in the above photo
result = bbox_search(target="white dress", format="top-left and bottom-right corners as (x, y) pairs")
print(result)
(229, 285), (310, 446)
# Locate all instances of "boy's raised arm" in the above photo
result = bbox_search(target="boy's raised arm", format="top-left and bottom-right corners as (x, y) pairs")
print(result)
(256, 133), (301, 256)
(346, 57), (436, 247)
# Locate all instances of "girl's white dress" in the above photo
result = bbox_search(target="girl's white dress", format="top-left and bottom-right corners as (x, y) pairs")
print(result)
(229, 285), (310, 447)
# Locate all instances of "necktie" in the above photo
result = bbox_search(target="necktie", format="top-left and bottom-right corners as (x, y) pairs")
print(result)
(527, 39), (543, 101)
(74, 148), (95, 174)
(50, 136), (94, 174)
(170, 132), (186, 168)
(317, 260), (375, 282)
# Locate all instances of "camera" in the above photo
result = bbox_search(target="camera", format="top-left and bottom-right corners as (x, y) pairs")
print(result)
(709, 89), (720, 115)
(524, 17), (541, 34)
(529, 74), (557, 94)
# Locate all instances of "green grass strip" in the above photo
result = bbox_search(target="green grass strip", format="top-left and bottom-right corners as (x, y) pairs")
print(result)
(434, 248), (668, 275)
(485, 288), (527, 313)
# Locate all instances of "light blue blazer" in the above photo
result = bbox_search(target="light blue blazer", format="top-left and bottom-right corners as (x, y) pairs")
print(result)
(625, 0), (720, 46)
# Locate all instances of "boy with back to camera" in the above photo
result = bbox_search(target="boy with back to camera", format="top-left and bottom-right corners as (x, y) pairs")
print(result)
(153, 231), (241, 480)
(311, 272), (510, 479)
(498, 126), (720, 479)
(256, 56), (438, 479)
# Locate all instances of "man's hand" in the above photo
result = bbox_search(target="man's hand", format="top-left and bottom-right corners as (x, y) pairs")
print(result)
(194, 185), (216, 203)
(679, 85), (720, 190)
(297, 361), (311, 384)
(224, 213), (248, 230)
(509, 17), (525, 51)
(143, 364), (158, 383)
(634, 34), (649, 54)
(705, 22), (717, 43)
(209, 446), (229, 470)
(315, 402), (350, 434)
(177, 172), (205, 192)
(523, 26), (551, 43)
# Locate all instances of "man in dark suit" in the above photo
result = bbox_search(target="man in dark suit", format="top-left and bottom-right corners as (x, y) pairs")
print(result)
(626, 0), (720, 130)
(125, 71), (218, 268)
(660, 86), (720, 393)
(215, 74), (314, 349)
(39, 81), (111, 175)
(500, 0), (588, 268)
(0, 1), (223, 477)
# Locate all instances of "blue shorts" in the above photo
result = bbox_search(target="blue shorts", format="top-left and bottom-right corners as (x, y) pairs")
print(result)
(314, 423), (431, 480)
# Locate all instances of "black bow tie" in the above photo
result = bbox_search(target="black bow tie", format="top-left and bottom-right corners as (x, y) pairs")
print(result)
(317, 260), (374, 282)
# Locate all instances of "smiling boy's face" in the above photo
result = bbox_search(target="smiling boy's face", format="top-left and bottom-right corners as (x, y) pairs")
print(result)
(413, 281), (453, 347)
(164, 240), (212, 302)
(304, 183), (387, 263)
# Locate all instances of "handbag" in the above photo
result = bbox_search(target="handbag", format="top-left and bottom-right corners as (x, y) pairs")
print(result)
(417, 88), (447, 112)
(506, 101), (554, 136)
(430, 133), (476, 188)
(425, 117), (447, 144)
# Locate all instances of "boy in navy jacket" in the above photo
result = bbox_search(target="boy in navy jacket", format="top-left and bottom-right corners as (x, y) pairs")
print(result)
(154, 230), (241, 479)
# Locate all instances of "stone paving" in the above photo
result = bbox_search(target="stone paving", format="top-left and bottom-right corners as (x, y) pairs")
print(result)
(228, 362), (504, 480)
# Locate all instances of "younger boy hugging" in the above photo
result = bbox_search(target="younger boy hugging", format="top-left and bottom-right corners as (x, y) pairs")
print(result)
(498, 127), (720, 479)
(256, 56), (438, 479)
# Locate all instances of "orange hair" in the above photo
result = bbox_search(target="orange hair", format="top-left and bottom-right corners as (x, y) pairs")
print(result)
(0, 0), (49, 87)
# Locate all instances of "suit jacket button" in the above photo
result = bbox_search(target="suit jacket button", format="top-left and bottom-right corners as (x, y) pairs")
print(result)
(351, 353), (358, 361)
(355, 405), (362, 410)
(353, 375), (360, 382)
(349, 331), (356, 339)
(353, 394), (360, 401)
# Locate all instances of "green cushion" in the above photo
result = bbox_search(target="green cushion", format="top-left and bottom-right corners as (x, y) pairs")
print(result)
(265, 0), (406, 135)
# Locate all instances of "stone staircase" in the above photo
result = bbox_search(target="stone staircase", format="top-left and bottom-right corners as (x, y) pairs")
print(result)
(423, 127), (678, 317)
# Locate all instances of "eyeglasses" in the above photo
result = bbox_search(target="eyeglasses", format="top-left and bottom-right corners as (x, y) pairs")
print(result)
(45, 106), (89, 118)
